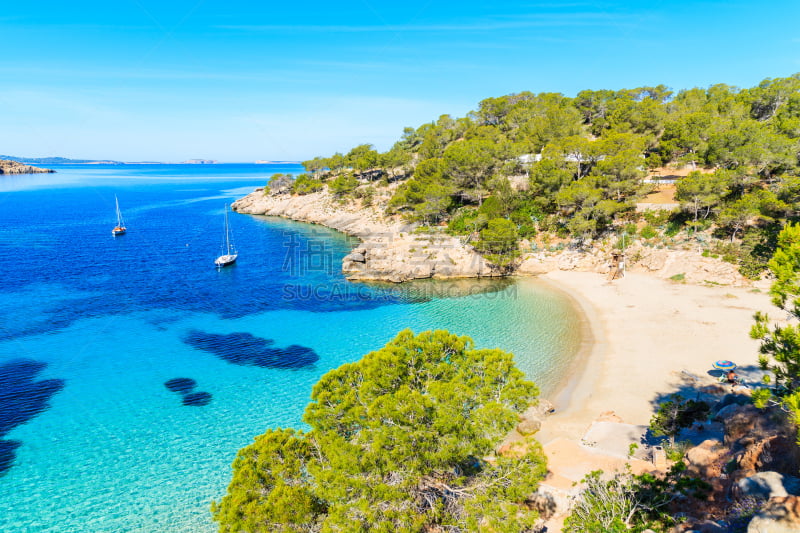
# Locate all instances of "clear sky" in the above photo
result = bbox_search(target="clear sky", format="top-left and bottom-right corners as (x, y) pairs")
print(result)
(2, 1), (799, 162)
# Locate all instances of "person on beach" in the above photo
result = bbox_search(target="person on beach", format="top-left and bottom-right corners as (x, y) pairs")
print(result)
(726, 369), (738, 386)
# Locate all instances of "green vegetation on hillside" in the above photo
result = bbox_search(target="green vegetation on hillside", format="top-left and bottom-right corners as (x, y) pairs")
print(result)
(212, 330), (546, 532)
(293, 75), (800, 274)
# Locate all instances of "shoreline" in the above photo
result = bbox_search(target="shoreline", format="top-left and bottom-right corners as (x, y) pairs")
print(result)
(534, 273), (604, 419)
(233, 188), (776, 432)
(523, 270), (781, 530)
(233, 187), (780, 441)
(534, 270), (778, 444)
(233, 189), (498, 282)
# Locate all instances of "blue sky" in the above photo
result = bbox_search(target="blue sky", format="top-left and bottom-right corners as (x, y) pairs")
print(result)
(2, 1), (799, 162)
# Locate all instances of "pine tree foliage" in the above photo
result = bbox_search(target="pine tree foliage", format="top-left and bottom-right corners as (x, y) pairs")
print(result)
(212, 330), (547, 533)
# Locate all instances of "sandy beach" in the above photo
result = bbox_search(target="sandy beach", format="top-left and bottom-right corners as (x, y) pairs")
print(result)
(521, 271), (784, 528)
(537, 270), (779, 443)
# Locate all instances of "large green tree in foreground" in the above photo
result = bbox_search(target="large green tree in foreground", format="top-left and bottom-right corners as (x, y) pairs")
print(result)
(212, 330), (547, 532)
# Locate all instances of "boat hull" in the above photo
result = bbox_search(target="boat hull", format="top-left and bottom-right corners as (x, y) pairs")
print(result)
(112, 227), (126, 236)
(215, 254), (237, 267)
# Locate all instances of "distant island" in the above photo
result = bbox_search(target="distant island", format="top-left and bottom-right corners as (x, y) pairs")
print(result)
(181, 159), (218, 164)
(0, 158), (55, 174)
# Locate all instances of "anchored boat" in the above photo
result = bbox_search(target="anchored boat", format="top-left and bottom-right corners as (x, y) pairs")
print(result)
(215, 204), (238, 268)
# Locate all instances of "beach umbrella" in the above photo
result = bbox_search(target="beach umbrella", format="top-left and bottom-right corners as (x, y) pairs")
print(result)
(713, 360), (737, 371)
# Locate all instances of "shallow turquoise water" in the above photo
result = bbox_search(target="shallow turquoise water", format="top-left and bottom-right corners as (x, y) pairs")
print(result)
(0, 165), (581, 532)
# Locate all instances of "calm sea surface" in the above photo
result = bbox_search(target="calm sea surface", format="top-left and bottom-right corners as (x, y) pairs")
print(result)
(0, 164), (581, 532)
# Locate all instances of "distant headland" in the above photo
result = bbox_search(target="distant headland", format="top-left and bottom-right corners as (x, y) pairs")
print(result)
(0, 155), (300, 165)
(0, 158), (55, 174)
(0, 155), (125, 165)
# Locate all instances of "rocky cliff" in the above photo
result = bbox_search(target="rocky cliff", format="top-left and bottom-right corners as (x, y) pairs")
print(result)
(0, 159), (55, 174)
(232, 188), (499, 282)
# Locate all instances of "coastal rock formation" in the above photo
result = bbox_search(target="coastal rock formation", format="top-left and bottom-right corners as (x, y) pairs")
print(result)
(234, 185), (755, 286)
(518, 242), (754, 287)
(0, 159), (55, 175)
(232, 188), (498, 282)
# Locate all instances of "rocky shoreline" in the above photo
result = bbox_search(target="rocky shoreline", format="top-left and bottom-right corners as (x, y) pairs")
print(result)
(232, 188), (501, 282)
(0, 159), (55, 175)
(233, 187), (755, 287)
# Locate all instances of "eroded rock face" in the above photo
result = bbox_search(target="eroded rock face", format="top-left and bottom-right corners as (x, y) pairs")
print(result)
(724, 405), (769, 446)
(0, 159), (54, 174)
(233, 188), (499, 282)
(737, 434), (800, 478)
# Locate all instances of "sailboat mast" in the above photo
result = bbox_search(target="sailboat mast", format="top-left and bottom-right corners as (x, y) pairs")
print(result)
(224, 205), (231, 254)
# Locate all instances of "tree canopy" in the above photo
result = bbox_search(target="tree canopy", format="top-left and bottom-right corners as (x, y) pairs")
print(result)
(212, 330), (547, 533)
(293, 75), (800, 276)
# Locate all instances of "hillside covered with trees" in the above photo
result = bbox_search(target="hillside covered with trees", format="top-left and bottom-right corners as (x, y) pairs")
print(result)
(269, 74), (800, 278)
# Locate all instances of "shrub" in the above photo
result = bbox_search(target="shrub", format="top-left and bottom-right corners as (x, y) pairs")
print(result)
(329, 173), (359, 197)
(665, 220), (683, 237)
(650, 395), (710, 446)
(565, 463), (710, 533)
(640, 225), (658, 240)
(292, 174), (324, 195)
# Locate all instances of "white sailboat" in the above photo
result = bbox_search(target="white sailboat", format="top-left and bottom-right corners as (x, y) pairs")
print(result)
(215, 204), (238, 267)
(112, 195), (126, 236)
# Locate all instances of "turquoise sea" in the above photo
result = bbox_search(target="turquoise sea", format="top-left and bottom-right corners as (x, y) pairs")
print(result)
(0, 164), (581, 532)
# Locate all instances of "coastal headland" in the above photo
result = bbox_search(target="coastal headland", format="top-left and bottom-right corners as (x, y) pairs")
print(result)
(0, 159), (54, 174)
(233, 187), (501, 282)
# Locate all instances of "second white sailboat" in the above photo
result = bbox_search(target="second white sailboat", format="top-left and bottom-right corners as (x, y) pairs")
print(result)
(215, 204), (238, 268)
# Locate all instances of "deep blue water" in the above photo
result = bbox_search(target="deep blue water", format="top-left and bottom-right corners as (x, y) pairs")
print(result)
(0, 164), (581, 532)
